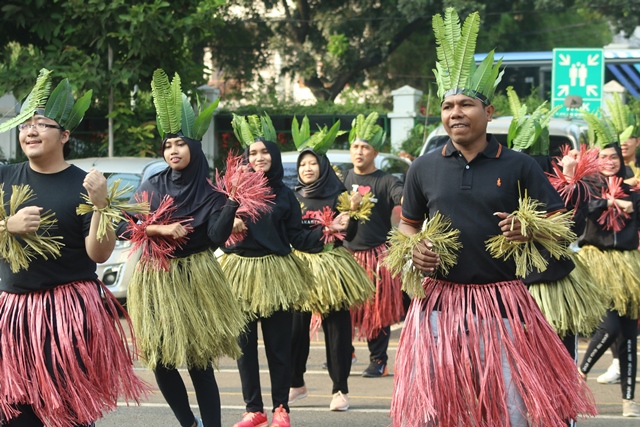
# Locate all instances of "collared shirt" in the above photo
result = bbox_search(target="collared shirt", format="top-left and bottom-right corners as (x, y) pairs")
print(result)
(402, 135), (565, 284)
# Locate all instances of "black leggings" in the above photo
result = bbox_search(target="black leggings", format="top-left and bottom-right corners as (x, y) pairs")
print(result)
(291, 310), (352, 394)
(2, 405), (93, 427)
(154, 363), (221, 427)
(580, 309), (637, 400)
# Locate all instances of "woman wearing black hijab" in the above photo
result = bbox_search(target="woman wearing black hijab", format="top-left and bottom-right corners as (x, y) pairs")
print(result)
(572, 117), (640, 417)
(287, 122), (374, 412)
(119, 70), (246, 427)
(221, 114), (349, 427)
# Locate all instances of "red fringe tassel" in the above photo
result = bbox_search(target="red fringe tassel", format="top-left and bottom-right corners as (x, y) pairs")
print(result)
(390, 277), (596, 427)
(0, 281), (147, 427)
(350, 244), (404, 340)
(597, 176), (630, 232)
(548, 144), (601, 211)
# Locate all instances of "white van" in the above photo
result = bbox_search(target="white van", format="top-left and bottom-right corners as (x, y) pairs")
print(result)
(420, 116), (589, 158)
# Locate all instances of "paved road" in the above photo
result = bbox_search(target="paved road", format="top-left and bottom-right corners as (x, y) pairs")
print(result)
(96, 322), (640, 426)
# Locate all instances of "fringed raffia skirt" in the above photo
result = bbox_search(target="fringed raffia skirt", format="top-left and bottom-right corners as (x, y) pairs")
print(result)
(128, 249), (246, 370)
(293, 246), (374, 314)
(350, 244), (404, 340)
(390, 277), (596, 427)
(220, 252), (313, 319)
(528, 254), (609, 337)
(576, 245), (640, 318)
(0, 280), (146, 427)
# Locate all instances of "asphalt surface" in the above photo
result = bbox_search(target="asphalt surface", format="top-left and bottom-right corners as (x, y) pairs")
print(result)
(96, 321), (640, 427)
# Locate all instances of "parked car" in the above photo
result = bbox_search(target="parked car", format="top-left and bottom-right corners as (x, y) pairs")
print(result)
(281, 149), (411, 226)
(68, 157), (167, 302)
(420, 116), (589, 157)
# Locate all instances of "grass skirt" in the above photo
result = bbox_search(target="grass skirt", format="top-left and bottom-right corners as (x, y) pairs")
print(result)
(293, 246), (374, 314)
(528, 254), (609, 337)
(391, 277), (596, 427)
(220, 252), (314, 318)
(128, 249), (246, 370)
(350, 244), (404, 340)
(575, 245), (640, 317)
(0, 281), (146, 427)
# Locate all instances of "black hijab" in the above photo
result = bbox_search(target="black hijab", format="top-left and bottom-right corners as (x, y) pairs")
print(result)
(137, 135), (225, 227)
(295, 148), (346, 200)
(245, 139), (284, 189)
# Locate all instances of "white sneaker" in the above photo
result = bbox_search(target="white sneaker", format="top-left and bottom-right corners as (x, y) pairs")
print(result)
(288, 386), (308, 405)
(195, 417), (204, 427)
(597, 358), (620, 384)
(623, 399), (640, 417)
(329, 391), (349, 411)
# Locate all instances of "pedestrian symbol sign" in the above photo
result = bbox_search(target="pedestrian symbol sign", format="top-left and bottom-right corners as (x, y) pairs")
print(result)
(552, 48), (604, 117)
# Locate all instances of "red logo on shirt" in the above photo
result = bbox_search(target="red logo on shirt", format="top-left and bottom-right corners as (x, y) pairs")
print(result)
(497, 178), (502, 187)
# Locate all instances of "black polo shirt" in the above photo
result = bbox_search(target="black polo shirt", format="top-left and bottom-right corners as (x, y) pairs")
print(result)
(402, 135), (565, 284)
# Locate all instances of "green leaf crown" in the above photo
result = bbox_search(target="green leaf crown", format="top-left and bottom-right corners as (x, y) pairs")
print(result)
(432, 8), (504, 105)
(582, 110), (622, 149)
(348, 112), (386, 151)
(605, 92), (637, 141)
(291, 115), (344, 155)
(231, 113), (277, 148)
(151, 69), (219, 141)
(0, 68), (92, 133)
(506, 87), (561, 155)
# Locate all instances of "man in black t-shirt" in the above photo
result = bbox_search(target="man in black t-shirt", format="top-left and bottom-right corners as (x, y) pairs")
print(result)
(389, 9), (596, 427)
(343, 113), (404, 378)
(0, 70), (143, 427)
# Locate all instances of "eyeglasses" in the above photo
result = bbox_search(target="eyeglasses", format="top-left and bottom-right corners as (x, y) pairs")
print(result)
(18, 123), (63, 132)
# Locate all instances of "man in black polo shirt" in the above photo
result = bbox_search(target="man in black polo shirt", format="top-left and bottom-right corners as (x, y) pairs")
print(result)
(388, 8), (596, 427)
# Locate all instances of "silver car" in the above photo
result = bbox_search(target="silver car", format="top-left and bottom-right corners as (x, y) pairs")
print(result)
(68, 157), (167, 302)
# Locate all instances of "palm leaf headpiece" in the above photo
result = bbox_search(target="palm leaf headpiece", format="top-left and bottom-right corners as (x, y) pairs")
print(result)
(348, 112), (386, 151)
(506, 86), (561, 155)
(0, 68), (92, 133)
(291, 116), (344, 155)
(231, 113), (277, 148)
(432, 8), (504, 105)
(151, 69), (219, 141)
(582, 110), (621, 149)
(605, 92), (637, 143)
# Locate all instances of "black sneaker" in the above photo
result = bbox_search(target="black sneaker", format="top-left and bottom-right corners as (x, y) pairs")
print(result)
(362, 359), (388, 377)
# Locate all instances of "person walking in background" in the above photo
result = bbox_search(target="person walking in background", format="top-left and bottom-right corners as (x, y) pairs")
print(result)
(343, 112), (404, 378)
(0, 69), (145, 427)
(221, 114), (348, 427)
(287, 117), (374, 411)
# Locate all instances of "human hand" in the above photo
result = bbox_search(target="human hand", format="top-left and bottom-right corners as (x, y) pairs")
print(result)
(232, 217), (247, 233)
(495, 212), (529, 242)
(5, 206), (43, 234)
(412, 239), (440, 273)
(615, 199), (634, 214)
(329, 212), (350, 232)
(153, 223), (190, 239)
(350, 192), (363, 211)
(83, 169), (108, 209)
(559, 155), (577, 178)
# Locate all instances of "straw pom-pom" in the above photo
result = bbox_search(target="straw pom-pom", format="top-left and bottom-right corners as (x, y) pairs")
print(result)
(597, 176), (629, 232)
(124, 192), (193, 271)
(211, 152), (275, 246)
(485, 190), (577, 278)
(337, 189), (374, 222)
(76, 179), (150, 242)
(0, 184), (64, 272)
(548, 144), (600, 209)
(384, 212), (462, 297)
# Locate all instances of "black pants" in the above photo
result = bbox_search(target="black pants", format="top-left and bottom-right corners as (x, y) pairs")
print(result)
(238, 310), (292, 413)
(368, 325), (391, 363)
(291, 310), (352, 394)
(580, 309), (637, 400)
(154, 363), (220, 427)
(2, 406), (93, 427)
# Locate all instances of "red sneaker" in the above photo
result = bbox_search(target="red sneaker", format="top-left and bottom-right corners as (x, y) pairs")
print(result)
(233, 411), (268, 427)
(270, 405), (290, 427)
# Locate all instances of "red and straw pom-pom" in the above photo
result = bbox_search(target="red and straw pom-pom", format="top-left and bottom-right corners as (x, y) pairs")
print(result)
(597, 176), (630, 232)
(311, 206), (345, 245)
(124, 192), (193, 271)
(211, 152), (275, 246)
(547, 144), (601, 209)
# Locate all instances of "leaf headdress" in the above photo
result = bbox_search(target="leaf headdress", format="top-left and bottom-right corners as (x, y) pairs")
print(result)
(605, 93), (637, 143)
(291, 116), (344, 155)
(506, 87), (561, 155)
(231, 113), (277, 148)
(0, 68), (92, 133)
(151, 69), (219, 141)
(348, 112), (386, 151)
(582, 110), (621, 149)
(432, 8), (504, 105)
